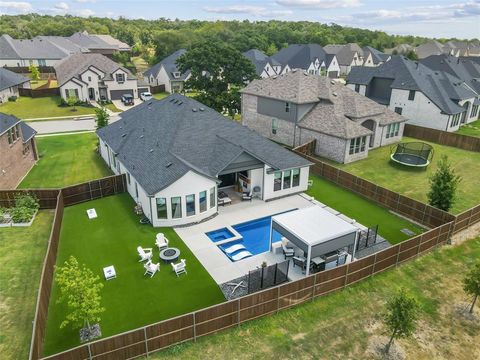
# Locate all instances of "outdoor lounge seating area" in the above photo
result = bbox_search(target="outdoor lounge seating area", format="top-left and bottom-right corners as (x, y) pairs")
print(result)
(43, 194), (225, 356)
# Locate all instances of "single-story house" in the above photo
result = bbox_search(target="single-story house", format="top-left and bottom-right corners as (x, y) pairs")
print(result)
(241, 70), (406, 164)
(143, 49), (191, 93)
(347, 56), (478, 131)
(55, 53), (147, 102)
(0, 68), (30, 103)
(0, 113), (37, 189)
(96, 94), (312, 227)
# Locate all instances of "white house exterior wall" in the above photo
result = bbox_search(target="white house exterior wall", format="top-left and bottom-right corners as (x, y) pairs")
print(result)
(0, 85), (21, 103)
(327, 57), (340, 77)
(263, 166), (309, 201)
(156, 66), (173, 93)
(80, 69), (102, 101)
(60, 79), (88, 101)
(104, 69), (139, 98)
(389, 88), (451, 131)
(346, 83), (367, 96)
(0, 58), (60, 67)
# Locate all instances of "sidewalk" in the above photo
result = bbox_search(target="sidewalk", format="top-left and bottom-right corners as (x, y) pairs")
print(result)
(24, 114), (95, 122)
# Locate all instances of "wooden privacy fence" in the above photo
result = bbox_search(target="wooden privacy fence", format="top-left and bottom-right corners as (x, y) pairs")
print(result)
(0, 175), (126, 209)
(19, 87), (60, 98)
(40, 220), (458, 360)
(292, 147), (455, 229)
(404, 124), (480, 152)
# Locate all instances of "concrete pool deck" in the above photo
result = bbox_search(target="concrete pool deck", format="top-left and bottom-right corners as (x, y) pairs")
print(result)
(175, 194), (315, 284)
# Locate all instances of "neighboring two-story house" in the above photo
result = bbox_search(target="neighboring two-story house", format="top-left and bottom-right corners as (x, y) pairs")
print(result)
(241, 70), (406, 164)
(243, 49), (283, 78)
(0, 68), (30, 103)
(271, 44), (340, 78)
(143, 49), (191, 93)
(362, 46), (391, 67)
(324, 43), (364, 76)
(55, 53), (146, 102)
(347, 56), (478, 131)
(0, 113), (37, 189)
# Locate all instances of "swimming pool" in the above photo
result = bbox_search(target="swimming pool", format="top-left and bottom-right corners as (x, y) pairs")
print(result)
(206, 211), (294, 261)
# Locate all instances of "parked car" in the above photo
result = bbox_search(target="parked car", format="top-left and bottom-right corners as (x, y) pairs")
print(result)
(121, 94), (134, 106)
(140, 92), (153, 101)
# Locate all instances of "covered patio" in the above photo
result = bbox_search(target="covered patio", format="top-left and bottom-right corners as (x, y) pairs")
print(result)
(271, 206), (359, 276)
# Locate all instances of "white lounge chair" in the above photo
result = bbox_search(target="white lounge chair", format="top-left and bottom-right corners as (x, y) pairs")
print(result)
(137, 246), (153, 262)
(155, 233), (169, 250)
(144, 260), (160, 277)
(171, 259), (187, 277)
(229, 250), (252, 261)
(223, 243), (246, 255)
(242, 191), (253, 201)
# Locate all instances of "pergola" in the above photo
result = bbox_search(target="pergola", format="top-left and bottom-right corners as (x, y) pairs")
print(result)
(271, 206), (359, 276)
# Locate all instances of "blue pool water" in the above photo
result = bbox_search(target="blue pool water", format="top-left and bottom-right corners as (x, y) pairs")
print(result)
(206, 212), (294, 261)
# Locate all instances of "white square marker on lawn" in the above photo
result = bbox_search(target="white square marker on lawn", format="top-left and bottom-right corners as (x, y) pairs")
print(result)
(87, 208), (97, 219)
(103, 265), (116, 280)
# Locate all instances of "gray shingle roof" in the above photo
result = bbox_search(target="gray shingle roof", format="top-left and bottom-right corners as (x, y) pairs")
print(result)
(415, 40), (446, 59)
(68, 32), (118, 50)
(0, 112), (19, 135)
(0, 35), (19, 59)
(272, 44), (328, 69)
(97, 94), (311, 195)
(0, 34), (69, 60)
(0, 68), (30, 91)
(420, 54), (480, 95)
(55, 53), (136, 86)
(242, 49), (280, 76)
(347, 56), (477, 115)
(242, 71), (405, 139)
(324, 44), (361, 66)
(20, 121), (36, 142)
(143, 49), (190, 81)
(363, 46), (390, 64)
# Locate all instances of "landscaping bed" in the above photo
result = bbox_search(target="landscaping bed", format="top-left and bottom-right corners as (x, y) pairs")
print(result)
(318, 137), (480, 214)
(0, 193), (40, 227)
(42, 194), (225, 356)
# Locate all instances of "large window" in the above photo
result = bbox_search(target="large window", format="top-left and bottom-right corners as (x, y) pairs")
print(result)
(171, 197), (182, 219)
(354, 84), (360, 93)
(283, 170), (291, 189)
(292, 169), (300, 187)
(394, 107), (403, 115)
(274, 171), (282, 191)
(186, 194), (195, 216)
(210, 187), (216, 208)
(285, 102), (290, 113)
(349, 136), (366, 155)
(7, 125), (19, 144)
(66, 89), (78, 98)
(199, 191), (207, 213)
(127, 172), (131, 185)
(408, 90), (416, 101)
(472, 104), (479, 118)
(386, 123), (400, 138)
(450, 112), (461, 127)
(135, 182), (139, 198)
(156, 198), (167, 219)
(115, 73), (125, 82)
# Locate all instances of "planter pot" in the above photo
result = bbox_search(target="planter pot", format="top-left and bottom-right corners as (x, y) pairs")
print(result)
(11, 210), (38, 227)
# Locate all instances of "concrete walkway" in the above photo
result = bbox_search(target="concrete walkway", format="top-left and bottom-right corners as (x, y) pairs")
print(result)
(27, 114), (120, 134)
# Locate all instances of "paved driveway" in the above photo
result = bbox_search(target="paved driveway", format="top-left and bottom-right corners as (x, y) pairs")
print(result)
(112, 98), (143, 111)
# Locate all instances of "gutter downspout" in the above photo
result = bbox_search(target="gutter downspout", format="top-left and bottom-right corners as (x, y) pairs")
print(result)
(148, 196), (154, 226)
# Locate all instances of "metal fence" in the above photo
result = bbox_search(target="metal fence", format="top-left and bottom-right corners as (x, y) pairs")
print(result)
(404, 124), (480, 152)
(248, 261), (290, 293)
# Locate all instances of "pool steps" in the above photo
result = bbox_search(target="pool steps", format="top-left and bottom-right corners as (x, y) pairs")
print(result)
(214, 226), (243, 246)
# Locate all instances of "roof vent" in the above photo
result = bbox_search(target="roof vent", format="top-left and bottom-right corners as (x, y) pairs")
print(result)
(292, 69), (297, 73)
(165, 162), (173, 168)
(273, 75), (278, 79)
(192, 108), (198, 112)
(149, 149), (154, 153)
(140, 134), (144, 139)
(330, 80), (335, 85)
(121, 133), (127, 138)
(332, 92), (338, 97)
(177, 101), (183, 105)
(199, 107), (205, 111)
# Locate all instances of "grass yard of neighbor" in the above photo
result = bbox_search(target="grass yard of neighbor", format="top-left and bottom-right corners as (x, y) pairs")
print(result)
(320, 136), (480, 214)
(307, 176), (424, 244)
(18, 132), (111, 189)
(456, 119), (480, 138)
(102, 102), (122, 113)
(0, 96), (95, 119)
(152, 237), (480, 360)
(43, 194), (225, 356)
(0, 211), (54, 360)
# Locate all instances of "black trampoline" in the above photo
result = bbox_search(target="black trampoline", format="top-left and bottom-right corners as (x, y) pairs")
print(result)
(390, 142), (434, 168)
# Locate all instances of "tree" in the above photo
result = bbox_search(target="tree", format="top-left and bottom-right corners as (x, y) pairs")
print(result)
(463, 262), (480, 313)
(265, 43), (278, 56)
(383, 288), (419, 354)
(29, 63), (40, 81)
(177, 42), (257, 117)
(427, 155), (461, 211)
(55, 256), (105, 338)
(405, 50), (418, 60)
(66, 96), (78, 111)
(95, 106), (109, 129)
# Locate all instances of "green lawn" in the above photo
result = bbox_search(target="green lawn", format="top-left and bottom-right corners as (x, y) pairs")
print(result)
(43, 194), (225, 356)
(307, 176), (424, 244)
(319, 137), (480, 214)
(0, 211), (54, 360)
(0, 96), (95, 119)
(152, 237), (480, 360)
(102, 102), (122, 113)
(18, 133), (111, 189)
(456, 119), (480, 138)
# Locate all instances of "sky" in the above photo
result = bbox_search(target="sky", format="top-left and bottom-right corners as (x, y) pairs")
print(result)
(0, 0), (479, 39)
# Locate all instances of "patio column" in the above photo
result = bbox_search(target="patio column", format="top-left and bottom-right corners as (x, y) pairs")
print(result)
(352, 230), (359, 260)
(305, 244), (312, 276)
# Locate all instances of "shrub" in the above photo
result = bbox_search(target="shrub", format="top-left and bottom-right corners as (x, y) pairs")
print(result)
(15, 193), (40, 212)
(8, 95), (17, 102)
(9, 193), (40, 223)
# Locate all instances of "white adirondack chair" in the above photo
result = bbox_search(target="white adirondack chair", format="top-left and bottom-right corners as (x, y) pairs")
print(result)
(144, 260), (160, 278)
(171, 259), (187, 277)
(137, 246), (153, 262)
(155, 233), (169, 250)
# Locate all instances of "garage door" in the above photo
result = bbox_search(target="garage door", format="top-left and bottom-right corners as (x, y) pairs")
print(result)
(328, 71), (338, 78)
(110, 89), (134, 100)
(138, 87), (149, 94)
